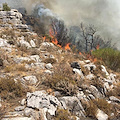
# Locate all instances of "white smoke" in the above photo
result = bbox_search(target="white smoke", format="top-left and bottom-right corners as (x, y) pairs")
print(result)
(0, 0), (120, 49)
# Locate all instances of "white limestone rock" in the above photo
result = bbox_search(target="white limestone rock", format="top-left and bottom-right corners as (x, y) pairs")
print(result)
(96, 109), (108, 120)
(45, 63), (53, 69)
(22, 76), (38, 85)
(30, 40), (36, 48)
(26, 91), (61, 116)
(101, 65), (109, 76)
(59, 96), (85, 117)
(19, 39), (31, 49)
(109, 96), (120, 103)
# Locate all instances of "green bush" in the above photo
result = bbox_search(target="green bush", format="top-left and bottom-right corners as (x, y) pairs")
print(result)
(3, 3), (11, 11)
(92, 48), (120, 71)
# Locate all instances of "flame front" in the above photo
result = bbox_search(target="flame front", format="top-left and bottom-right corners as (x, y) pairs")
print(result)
(65, 43), (71, 50)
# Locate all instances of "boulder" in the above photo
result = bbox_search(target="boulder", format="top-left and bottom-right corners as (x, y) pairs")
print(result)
(26, 91), (61, 116)
(59, 96), (85, 117)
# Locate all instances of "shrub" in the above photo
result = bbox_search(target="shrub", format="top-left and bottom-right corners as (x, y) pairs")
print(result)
(55, 109), (70, 120)
(43, 63), (77, 96)
(4, 64), (27, 72)
(107, 82), (120, 97)
(92, 48), (120, 71)
(0, 77), (26, 100)
(43, 58), (57, 64)
(86, 98), (113, 118)
(3, 3), (11, 11)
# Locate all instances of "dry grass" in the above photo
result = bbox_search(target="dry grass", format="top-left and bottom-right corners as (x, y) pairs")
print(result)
(42, 63), (78, 96)
(86, 98), (114, 119)
(55, 109), (70, 120)
(0, 77), (26, 100)
(4, 64), (27, 73)
(43, 58), (57, 64)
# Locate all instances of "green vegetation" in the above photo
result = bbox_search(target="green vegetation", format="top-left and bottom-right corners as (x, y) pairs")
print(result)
(92, 48), (120, 71)
(3, 3), (11, 11)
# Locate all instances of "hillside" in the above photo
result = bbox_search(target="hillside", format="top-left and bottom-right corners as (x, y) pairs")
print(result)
(0, 9), (120, 120)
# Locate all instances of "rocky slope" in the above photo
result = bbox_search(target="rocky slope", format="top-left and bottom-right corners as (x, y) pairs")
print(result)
(0, 9), (120, 120)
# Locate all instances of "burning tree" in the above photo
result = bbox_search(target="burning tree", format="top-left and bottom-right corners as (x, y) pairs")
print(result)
(50, 18), (70, 47)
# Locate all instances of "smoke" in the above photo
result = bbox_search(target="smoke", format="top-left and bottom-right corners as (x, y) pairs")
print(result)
(0, 0), (120, 49)
(51, 0), (120, 49)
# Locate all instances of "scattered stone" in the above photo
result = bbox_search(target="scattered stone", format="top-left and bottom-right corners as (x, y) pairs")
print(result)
(73, 68), (84, 77)
(96, 109), (108, 120)
(71, 62), (81, 70)
(30, 40), (36, 48)
(14, 106), (25, 111)
(0, 38), (11, 47)
(19, 39), (31, 49)
(84, 63), (96, 72)
(101, 65), (109, 76)
(45, 63), (53, 69)
(24, 107), (34, 117)
(44, 70), (52, 74)
(89, 85), (103, 98)
(21, 76), (38, 85)
(30, 55), (41, 63)
(21, 99), (26, 106)
(109, 96), (120, 103)
(86, 74), (95, 80)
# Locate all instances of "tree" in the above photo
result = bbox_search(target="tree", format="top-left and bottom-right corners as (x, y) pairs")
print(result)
(3, 3), (11, 11)
(50, 18), (69, 47)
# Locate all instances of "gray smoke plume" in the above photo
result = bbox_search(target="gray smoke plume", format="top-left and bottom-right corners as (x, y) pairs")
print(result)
(0, 0), (120, 49)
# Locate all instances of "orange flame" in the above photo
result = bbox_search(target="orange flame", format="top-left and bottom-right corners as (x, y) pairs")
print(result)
(65, 43), (71, 50)
(52, 38), (58, 45)
(49, 28), (62, 48)
(79, 52), (82, 55)
(42, 36), (46, 41)
(93, 58), (97, 63)
(96, 45), (99, 50)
